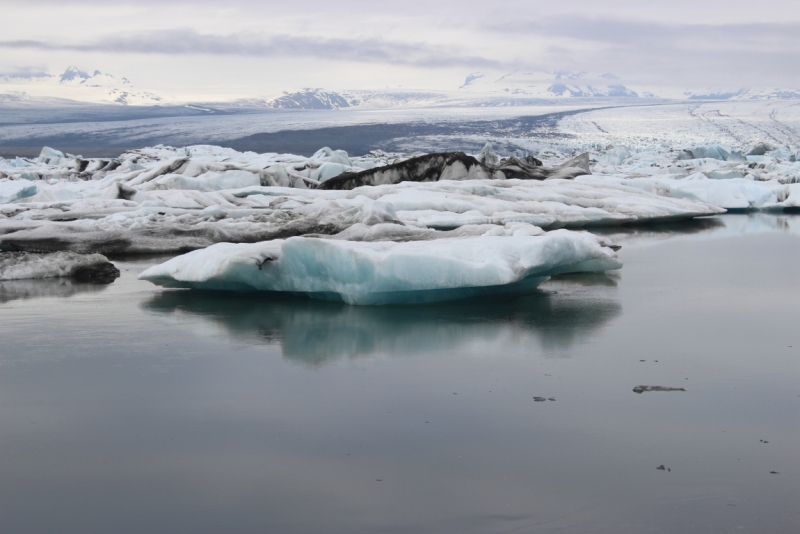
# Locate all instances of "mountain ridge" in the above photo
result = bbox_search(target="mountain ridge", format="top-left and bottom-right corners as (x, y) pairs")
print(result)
(2, 67), (799, 109)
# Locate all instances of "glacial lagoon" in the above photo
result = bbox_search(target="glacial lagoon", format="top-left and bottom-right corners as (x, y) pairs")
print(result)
(1, 213), (798, 534)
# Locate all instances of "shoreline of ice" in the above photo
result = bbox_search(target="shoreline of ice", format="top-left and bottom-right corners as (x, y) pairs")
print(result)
(0, 144), (727, 254)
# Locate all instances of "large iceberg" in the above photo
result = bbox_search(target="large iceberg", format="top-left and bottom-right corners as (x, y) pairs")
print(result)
(139, 230), (621, 305)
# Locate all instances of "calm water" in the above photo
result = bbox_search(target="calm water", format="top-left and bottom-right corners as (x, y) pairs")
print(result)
(1, 214), (798, 533)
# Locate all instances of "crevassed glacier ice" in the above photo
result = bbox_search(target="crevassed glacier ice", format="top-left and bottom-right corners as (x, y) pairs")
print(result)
(139, 230), (621, 305)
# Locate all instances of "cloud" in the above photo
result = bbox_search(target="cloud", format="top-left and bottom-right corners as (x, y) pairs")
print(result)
(0, 30), (514, 70)
(483, 16), (800, 87)
(493, 17), (800, 52)
(0, 66), (50, 78)
(3, 16), (798, 90)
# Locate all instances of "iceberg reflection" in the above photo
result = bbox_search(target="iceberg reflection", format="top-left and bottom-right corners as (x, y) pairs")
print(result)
(142, 273), (621, 364)
(592, 213), (800, 246)
(0, 277), (111, 304)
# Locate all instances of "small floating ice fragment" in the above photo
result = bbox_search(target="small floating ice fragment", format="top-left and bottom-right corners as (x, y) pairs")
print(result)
(633, 385), (687, 394)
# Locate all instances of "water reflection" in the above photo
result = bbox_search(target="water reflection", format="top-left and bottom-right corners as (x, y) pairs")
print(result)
(0, 277), (111, 303)
(142, 273), (621, 364)
(592, 212), (800, 246)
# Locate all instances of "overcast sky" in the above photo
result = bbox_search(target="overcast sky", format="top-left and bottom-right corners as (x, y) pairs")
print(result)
(3, 0), (800, 99)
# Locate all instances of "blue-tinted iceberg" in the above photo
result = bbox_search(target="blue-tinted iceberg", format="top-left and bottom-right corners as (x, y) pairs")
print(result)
(139, 230), (621, 305)
(0, 180), (38, 204)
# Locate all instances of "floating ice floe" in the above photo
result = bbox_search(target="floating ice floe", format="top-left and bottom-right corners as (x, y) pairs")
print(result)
(0, 251), (119, 282)
(139, 230), (622, 305)
(632, 386), (686, 393)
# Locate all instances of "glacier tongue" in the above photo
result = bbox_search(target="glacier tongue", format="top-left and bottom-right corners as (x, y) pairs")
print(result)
(139, 230), (622, 305)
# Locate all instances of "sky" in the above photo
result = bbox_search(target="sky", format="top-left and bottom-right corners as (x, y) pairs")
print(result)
(2, 0), (800, 100)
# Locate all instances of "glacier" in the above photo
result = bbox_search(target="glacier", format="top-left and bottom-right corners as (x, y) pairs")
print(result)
(139, 230), (621, 305)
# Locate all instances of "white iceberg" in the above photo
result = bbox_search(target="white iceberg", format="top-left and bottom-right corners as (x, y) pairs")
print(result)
(139, 230), (621, 305)
(577, 174), (800, 211)
(0, 180), (38, 204)
(1, 166), (721, 253)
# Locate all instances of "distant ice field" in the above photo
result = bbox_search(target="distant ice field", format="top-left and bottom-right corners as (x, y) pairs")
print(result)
(0, 105), (588, 157)
(557, 101), (800, 150)
(2, 100), (799, 158)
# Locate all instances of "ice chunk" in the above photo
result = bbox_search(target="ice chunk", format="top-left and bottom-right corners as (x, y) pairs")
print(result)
(139, 230), (621, 305)
(310, 147), (352, 166)
(746, 142), (774, 156)
(312, 163), (351, 183)
(690, 145), (730, 161)
(37, 146), (65, 165)
(0, 251), (119, 282)
(320, 152), (503, 190)
(478, 143), (500, 167)
(632, 385), (686, 393)
(0, 181), (38, 204)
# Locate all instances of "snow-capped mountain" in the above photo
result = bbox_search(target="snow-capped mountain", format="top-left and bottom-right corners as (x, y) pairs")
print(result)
(4, 66), (799, 111)
(0, 67), (164, 105)
(257, 89), (451, 109)
(458, 70), (640, 98)
(457, 71), (800, 101)
(265, 90), (357, 109)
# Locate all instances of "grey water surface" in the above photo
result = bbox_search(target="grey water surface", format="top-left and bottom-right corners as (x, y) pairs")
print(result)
(1, 213), (798, 534)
